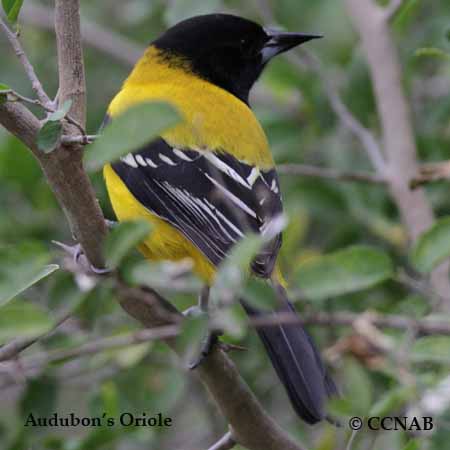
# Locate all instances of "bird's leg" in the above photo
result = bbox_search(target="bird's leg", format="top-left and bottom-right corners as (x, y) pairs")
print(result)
(182, 285), (210, 317)
(183, 286), (222, 369)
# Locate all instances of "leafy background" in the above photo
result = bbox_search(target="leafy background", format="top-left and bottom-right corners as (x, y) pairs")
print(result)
(1, 0), (450, 449)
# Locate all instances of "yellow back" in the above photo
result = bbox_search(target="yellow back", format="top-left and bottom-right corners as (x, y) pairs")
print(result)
(107, 46), (273, 169)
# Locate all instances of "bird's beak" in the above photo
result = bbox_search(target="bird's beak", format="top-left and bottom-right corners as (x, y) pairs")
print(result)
(260, 29), (323, 63)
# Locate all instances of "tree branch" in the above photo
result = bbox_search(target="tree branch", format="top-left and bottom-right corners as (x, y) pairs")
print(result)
(277, 164), (385, 185)
(0, 15), (51, 107)
(410, 160), (450, 188)
(55, 0), (86, 126)
(344, 0), (450, 312)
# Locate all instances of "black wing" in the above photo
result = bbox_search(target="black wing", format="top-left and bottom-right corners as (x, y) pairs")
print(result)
(111, 138), (283, 277)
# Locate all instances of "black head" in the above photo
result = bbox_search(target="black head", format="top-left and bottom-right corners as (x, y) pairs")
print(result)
(153, 14), (321, 104)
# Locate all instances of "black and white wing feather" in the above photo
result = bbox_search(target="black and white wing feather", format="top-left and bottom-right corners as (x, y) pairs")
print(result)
(111, 138), (283, 277)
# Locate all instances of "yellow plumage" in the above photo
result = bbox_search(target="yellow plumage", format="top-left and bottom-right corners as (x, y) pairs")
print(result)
(103, 46), (276, 284)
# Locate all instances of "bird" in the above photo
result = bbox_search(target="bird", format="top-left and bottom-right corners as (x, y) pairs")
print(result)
(102, 13), (336, 424)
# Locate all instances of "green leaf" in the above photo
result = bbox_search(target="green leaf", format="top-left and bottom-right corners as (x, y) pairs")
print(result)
(37, 120), (63, 153)
(0, 299), (53, 344)
(124, 259), (202, 292)
(243, 278), (278, 311)
(411, 217), (450, 273)
(104, 220), (152, 269)
(20, 375), (58, 421)
(0, 83), (10, 105)
(415, 47), (450, 60)
(84, 102), (180, 172)
(402, 440), (421, 450)
(369, 385), (415, 416)
(411, 336), (450, 363)
(431, 410), (450, 450)
(100, 381), (119, 418)
(295, 246), (394, 301)
(47, 99), (72, 121)
(2, 0), (24, 23)
(0, 246), (59, 306)
(176, 314), (209, 366)
(344, 359), (373, 415)
(213, 304), (246, 338)
(210, 233), (265, 306)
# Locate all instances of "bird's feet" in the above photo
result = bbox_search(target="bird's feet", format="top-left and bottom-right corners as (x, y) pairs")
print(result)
(52, 241), (112, 275)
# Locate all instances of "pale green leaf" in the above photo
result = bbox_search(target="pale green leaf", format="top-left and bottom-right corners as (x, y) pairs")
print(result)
(47, 99), (72, 121)
(175, 315), (209, 366)
(0, 83), (10, 105)
(415, 47), (450, 60)
(344, 359), (373, 415)
(125, 260), (202, 292)
(0, 299), (53, 344)
(84, 102), (180, 171)
(411, 336), (450, 363)
(37, 120), (63, 153)
(104, 220), (152, 268)
(243, 278), (278, 311)
(411, 217), (450, 273)
(402, 441), (420, 450)
(369, 385), (415, 417)
(0, 247), (59, 306)
(210, 234), (265, 306)
(2, 0), (24, 23)
(295, 246), (394, 301)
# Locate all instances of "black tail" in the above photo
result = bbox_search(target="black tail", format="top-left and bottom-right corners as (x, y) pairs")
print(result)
(241, 284), (336, 424)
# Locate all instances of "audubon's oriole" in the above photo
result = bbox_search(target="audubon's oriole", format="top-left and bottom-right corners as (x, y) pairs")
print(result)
(103, 13), (336, 424)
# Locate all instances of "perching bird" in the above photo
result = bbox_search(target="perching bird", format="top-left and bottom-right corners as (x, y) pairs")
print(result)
(103, 14), (336, 424)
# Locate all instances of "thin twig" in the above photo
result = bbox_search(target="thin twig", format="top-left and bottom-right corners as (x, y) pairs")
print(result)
(0, 312), (71, 362)
(0, 15), (51, 107)
(61, 134), (99, 145)
(410, 160), (450, 189)
(19, 325), (180, 371)
(288, 50), (386, 173)
(346, 429), (359, 450)
(277, 164), (385, 185)
(3, 309), (449, 369)
(207, 431), (236, 450)
(251, 311), (450, 336)
(0, 87), (86, 134)
(254, 1), (386, 173)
